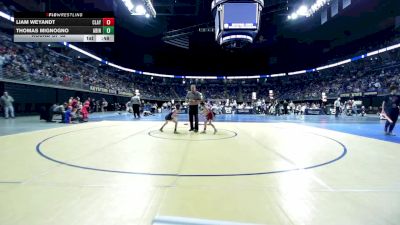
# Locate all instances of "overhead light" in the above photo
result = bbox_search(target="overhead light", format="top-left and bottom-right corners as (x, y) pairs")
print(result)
(308, 0), (330, 16)
(288, 0), (331, 20)
(135, 5), (146, 15)
(297, 5), (308, 16)
(122, 0), (156, 18)
(288, 15), (291, 20)
(0, 10), (13, 21)
(143, 0), (157, 18)
(122, 0), (134, 12)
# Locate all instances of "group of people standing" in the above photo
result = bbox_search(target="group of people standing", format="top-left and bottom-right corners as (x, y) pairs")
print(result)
(38, 97), (92, 123)
(333, 85), (399, 135)
(334, 98), (364, 117)
(1, 84), (398, 137)
(160, 85), (217, 134)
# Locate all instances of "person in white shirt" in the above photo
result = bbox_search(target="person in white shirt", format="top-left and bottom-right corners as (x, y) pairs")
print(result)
(301, 104), (307, 115)
(232, 100), (237, 114)
(162, 102), (168, 112)
(126, 100), (133, 113)
(0, 92), (15, 119)
(101, 98), (108, 112)
(295, 104), (301, 115)
(334, 98), (341, 117)
(352, 100), (358, 116)
(289, 101), (295, 114)
(256, 99), (262, 113)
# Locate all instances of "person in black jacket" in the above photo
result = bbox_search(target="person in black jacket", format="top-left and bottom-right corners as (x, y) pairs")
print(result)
(382, 85), (400, 136)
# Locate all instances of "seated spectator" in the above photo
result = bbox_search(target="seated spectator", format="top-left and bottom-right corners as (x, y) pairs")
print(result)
(64, 106), (72, 124)
(53, 103), (67, 122)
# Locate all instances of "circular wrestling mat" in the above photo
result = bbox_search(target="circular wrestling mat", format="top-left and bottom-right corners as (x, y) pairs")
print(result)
(148, 129), (237, 141)
(36, 123), (347, 177)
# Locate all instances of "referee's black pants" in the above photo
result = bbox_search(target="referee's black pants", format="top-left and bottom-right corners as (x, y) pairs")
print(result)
(189, 105), (199, 131)
(132, 104), (140, 118)
(335, 107), (340, 117)
(385, 110), (399, 133)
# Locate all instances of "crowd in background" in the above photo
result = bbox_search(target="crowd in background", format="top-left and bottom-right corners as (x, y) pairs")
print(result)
(0, 33), (178, 100)
(1, 32), (400, 104)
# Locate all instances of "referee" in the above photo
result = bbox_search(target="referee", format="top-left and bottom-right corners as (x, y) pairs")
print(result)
(186, 85), (202, 132)
(131, 93), (141, 118)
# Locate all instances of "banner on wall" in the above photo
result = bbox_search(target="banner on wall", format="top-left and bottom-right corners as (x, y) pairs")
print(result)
(269, 90), (274, 100)
(321, 8), (328, 25)
(224, 107), (232, 114)
(90, 86), (122, 95)
(340, 93), (351, 97)
(90, 86), (109, 93)
(331, 0), (339, 17)
(351, 92), (362, 97)
(118, 91), (134, 97)
(236, 108), (253, 114)
(252, 92), (257, 100)
(363, 92), (378, 96)
(305, 108), (324, 115)
(340, 92), (377, 97)
(343, 0), (351, 9)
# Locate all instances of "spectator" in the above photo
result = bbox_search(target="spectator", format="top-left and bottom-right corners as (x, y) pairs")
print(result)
(101, 98), (108, 112)
(1, 31), (400, 103)
(0, 91), (15, 119)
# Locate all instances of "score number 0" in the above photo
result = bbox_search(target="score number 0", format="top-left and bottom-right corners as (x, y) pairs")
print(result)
(102, 18), (114, 35)
(103, 18), (115, 26)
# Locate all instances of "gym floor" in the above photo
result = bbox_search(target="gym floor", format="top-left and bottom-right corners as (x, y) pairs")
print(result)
(0, 112), (399, 225)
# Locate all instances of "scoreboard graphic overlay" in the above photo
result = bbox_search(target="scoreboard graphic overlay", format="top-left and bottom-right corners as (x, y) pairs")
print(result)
(14, 12), (115, 42)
